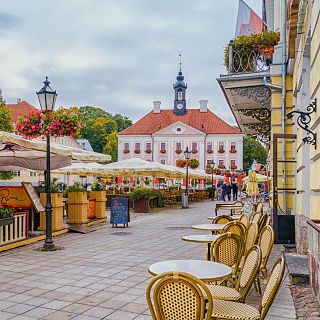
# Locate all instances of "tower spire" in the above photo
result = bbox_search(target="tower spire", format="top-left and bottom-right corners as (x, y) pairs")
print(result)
(179, 51), (182, 71)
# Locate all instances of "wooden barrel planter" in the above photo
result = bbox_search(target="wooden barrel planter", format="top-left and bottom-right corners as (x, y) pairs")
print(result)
(39, 193), (65, 231)
(133, 198), (149, 213)
(90, 191), (106, 219)
(67, 192), (89, 224)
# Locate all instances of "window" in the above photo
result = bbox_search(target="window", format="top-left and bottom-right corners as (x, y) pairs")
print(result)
(192, 142), (197, 151)
(124, 143), (129, 150)
(218, 160), (224, 168)
(206, 159), (212, 166)
(160, 142), (166, 151)
(176, 142), (182, 151)
(29, 171), (37, 177)
(230, 142), (236, 152)
(15, 171), (21, 177)
(135, 143), (140, 151)
(218, 142), (224, 151)
(231, 160), (236, 168)
(146, 142), (151, 151)
(160, 159), (165, 165)
(207, 142), (212, 151)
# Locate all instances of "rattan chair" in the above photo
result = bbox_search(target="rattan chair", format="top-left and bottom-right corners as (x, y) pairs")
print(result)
(213, 215), (233, 224)
(255, 202), (263, 214)
(211, 257), (285, 320)
(251, 212), (262, 224)
(206, 245), (261, 303)
(258, 214), (268, 234)
(210, 232), (243, 284)
(221, 221), (246, 240)
(146, 271), (213, 320)
(239, 213), (250, 229)
(256, 225), (275, 293)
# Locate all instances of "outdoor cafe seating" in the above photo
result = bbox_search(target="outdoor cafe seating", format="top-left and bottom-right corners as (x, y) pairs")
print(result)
(146, 201), (284, 320)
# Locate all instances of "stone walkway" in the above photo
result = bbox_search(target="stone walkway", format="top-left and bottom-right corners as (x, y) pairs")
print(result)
(0, 201), (296, 319)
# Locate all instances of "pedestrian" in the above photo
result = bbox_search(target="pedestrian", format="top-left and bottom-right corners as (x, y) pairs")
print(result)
(226, 183), (232, 201)
(221, 183), (227, 201)
(232, 183), (238, 201)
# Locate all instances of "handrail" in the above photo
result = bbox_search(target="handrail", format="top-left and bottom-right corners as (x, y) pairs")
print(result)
(307, 218), (320, 234)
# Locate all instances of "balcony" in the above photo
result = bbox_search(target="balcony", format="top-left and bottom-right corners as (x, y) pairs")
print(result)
(217, 31), (279, 146)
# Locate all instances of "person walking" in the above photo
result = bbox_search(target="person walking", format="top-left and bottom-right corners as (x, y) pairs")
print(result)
(226, 183), (232, 201)
(232, 183), (238, 201)
(221, 183), (227, 201)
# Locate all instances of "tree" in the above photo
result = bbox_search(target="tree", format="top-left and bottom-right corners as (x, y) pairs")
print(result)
(78, 106), (111, 123)
(243, 136), (268, 171)
(103, 131), (118, 161)
(113, 114), (133, 132)
(0, 96), (13, 132)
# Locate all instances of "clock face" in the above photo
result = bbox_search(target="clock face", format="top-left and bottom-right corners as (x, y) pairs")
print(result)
(177, 103), (184, 110)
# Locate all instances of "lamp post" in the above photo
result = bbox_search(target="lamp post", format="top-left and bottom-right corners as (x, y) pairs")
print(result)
(210, 160), (215, 201)
(182, 147), (191, 208)
(36, 77), (57, 251)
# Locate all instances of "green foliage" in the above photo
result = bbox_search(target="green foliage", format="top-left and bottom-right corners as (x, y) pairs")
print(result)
(130, 187), (153, 201)
(0, 96), (13, 132)
(0, 202), (16, 219)
(113, 114), (133, 132)
(188, 158), (200, 169)
(67, 182), (87, 193)
(224, 31), (280, 69)
(103, 131), (118, 161)
(91, 181), (104, 191)
(0, 171), (15, 180)
(243, 136), (268, 171)
(78, 106), (111, 123)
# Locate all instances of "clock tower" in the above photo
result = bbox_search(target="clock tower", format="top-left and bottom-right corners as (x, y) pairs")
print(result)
(173, 59), (187, 115)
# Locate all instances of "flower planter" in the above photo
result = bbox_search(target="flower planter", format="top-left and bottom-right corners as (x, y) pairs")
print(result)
(90, 191), (106, 219)
(39, 193), (65, 231)
(134, 150), (141, 154)
(123, 149), (130, 154)
(218, 150), (225, 154)
(191, 150), (198, 154)
(175, 150), (182, 154)
(160, 150), (166, 154)
(87, 199), (96, 219)
(230, 150), (237, 153)
(67, 192), (89, 224)
(206, 150), (213, 154)
(0, 217), (14, 227)
(145, 150), (152, 154)
(134, 198), (149, 213)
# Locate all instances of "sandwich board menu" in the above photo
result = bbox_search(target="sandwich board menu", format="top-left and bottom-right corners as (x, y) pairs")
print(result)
(110, 197), (129, 227)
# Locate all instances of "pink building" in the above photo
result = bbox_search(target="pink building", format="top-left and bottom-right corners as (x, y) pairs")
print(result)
(117, 68), (243, 170)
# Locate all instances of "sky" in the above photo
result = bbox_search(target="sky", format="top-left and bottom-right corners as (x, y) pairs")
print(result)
(0, 0), (261, 124)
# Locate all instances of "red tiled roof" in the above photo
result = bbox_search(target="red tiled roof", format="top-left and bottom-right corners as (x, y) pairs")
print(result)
(6, 100), (37, 122)
(118, 109), (240, 135)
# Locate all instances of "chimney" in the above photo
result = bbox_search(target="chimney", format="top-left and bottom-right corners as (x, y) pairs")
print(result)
(199, 100), (208, 112)
(153, 101), (161, 113)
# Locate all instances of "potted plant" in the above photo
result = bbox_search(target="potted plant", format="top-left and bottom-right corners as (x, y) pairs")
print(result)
(207, 149), (213, 154)
(160, 149), (166, 154)
(90, 181), (106, 219)
(176, 159), (187, 168)
(145, 177), (150, 185)
(39, 178), (65, 231)
(230, 149), (237, 153)
(218, 149), (225, 154)
(191, 150), (198, 154)
(145, 149), (152, 154)
(66, 183), (89, 224)
(134, 149), (141, 154)
(0, 201), (16, 227)
(123, 149), (130, 154)
(175, 149), (182, 154)
(131, 187), (152, 213)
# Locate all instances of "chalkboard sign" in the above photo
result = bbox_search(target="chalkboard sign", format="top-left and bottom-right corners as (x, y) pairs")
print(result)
(22, 182), (45, 213)
(110, 197), (129, 227)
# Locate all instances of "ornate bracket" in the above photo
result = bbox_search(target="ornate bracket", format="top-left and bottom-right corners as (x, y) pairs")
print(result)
(238, 108), (271, 121)
(286, 99), (317, 148)
(231, 86), (272, 108)
(244, 122), (271, 135)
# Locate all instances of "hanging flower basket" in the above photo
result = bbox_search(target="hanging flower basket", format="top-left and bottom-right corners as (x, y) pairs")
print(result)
(123, 149), (130, 154)
(176, 159), (187, 168)
(206, 150), (213, 154)
(175, 150), (182, 154)
(16, 108), (82, 139)
(213, 168), (222, 175)
(205, 166), (213, 174)
(188, 158), (199, 169)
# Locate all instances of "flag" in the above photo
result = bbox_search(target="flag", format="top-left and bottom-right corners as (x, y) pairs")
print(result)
(235, 0), (264, 37)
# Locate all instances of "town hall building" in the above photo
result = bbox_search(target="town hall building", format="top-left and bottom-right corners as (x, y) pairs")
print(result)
(117, 67), (243, 170)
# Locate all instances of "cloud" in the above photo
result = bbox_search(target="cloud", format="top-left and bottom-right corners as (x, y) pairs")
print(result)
(0, 0), (262, 125)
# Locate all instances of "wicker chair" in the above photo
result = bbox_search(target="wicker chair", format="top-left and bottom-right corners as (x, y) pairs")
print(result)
(255, 202), (263, 214)
(251, 212), (262, 224)
(239, 214), (250, 229)
(258, 214), (268, 234)
(256, 225), (275, 293)
(146, 271), (213, 320)
(211, 257), (285, 320)
(210, 232), (243, 284)
(212, 215), (233, 225)
(221, 221), (246, 240)
(206, 245), (262, 303)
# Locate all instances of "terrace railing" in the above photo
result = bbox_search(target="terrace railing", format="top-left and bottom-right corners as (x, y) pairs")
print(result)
(0, 213), (27, 246)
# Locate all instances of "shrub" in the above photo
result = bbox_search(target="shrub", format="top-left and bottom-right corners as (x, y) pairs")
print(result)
(91, 181), (104, 191)
(67, 182), (87, 193)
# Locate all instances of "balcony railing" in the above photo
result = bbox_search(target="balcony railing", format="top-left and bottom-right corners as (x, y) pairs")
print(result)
(0, 213), (27, 246)
(228, 45), (273, 74)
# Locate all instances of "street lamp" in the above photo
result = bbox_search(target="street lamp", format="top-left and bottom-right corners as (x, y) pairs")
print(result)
(182, 147), (191, 209)
(36, 77), (57, 251)
(210, 160), (215, 201)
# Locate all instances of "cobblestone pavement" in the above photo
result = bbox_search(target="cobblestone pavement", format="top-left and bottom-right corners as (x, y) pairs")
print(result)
(291, 283), (320, 319)
(0, 201), (296, 319)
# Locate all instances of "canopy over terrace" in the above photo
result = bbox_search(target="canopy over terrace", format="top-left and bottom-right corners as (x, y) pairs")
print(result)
(0, 131), (111, 171)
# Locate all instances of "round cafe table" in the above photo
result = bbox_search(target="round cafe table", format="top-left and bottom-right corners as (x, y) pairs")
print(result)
(207, 216), (241, 221)
(182, 235), (219, 260)
(148, 260), (232, 282)
(192, 224), (225, 233)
